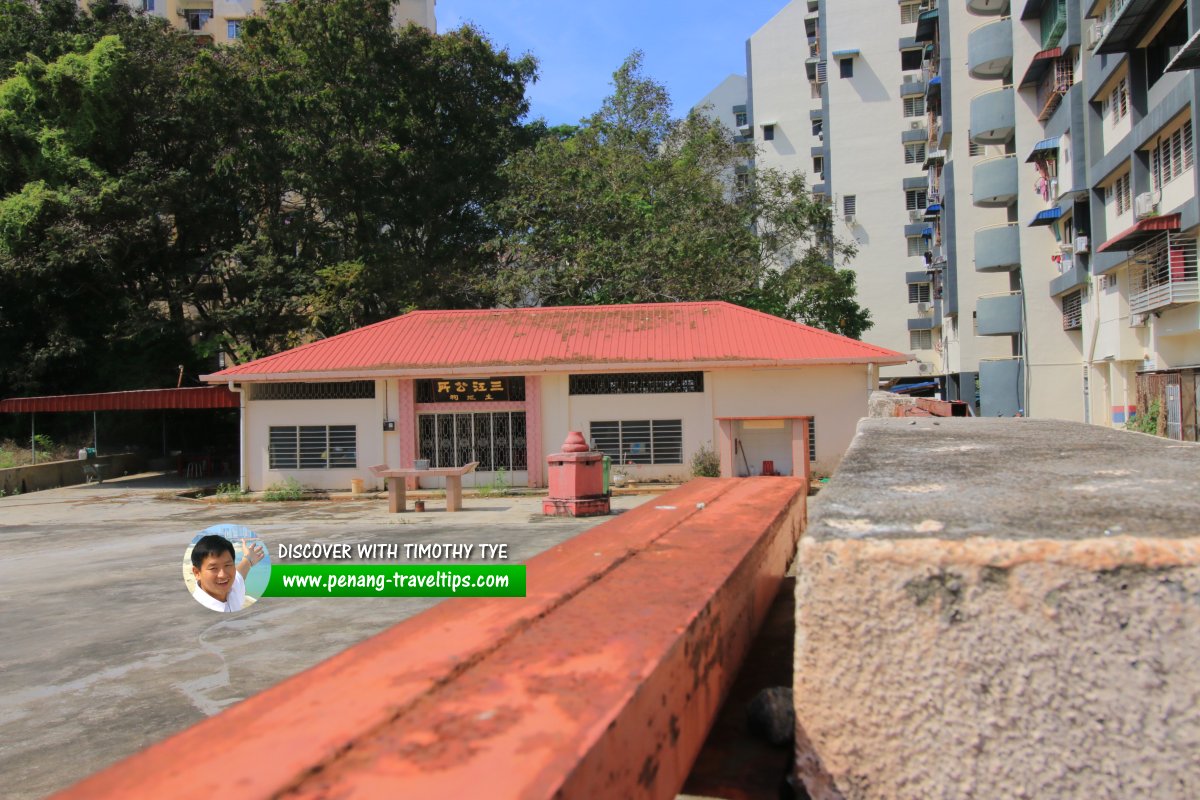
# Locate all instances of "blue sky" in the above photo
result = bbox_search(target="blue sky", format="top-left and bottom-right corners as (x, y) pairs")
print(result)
(436, 1), (787, 126)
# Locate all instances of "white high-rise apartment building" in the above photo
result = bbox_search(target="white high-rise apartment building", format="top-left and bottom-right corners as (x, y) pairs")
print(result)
(699, 0), (1200, 433)
(99, 0), (435, 45)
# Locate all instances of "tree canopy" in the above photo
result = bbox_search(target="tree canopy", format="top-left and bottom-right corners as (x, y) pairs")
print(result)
(487, 53), (871, 338)
(0, 0), (537, 401)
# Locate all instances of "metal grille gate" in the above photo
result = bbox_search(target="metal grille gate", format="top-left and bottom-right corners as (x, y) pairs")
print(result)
(417, 412), (527, 471)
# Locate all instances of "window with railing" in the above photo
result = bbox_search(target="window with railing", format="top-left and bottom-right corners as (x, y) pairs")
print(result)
(250, 381), (375, 401)
(1107, 172), (1131, 216)
(900, 1), (922, 24)
(910, 329), (933, 350)
(569, 372), (703, 395)
(905, 142), (926, 164)
(903, 96), (925, 117)
(1040, 0), (1067, 48)
(184, 9), (212, 31)
(1129, 232), (1199, 315)
(1036, 57), (1074, 122)
(905, 189), (928, 210)
(590, 420), (683, 465)
(1061, 289), (1083, 330)
(1103, 77), (1128, 124)
(1151, 120), (1194, 192)
(909, 282), (932, 304)
(269, 426), (357, 469)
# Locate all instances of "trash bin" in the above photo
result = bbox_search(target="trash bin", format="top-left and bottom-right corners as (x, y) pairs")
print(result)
(350, 478), (364, 495)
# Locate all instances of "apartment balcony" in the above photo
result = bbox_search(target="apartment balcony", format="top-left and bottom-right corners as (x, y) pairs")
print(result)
(1049, 260), (1088, 296)
(979, 357), (1024, 417)
(178, 1), (215, 33)
(967, 18), (1013, 79)
(1129, 232), (1200, 316)
(975, 223), (1021, 272)
(969, 87), (1015, 144)
(967, 0), (1007, 16)
(976, 291), (1023, 336)
(972, 154), (1018, 207)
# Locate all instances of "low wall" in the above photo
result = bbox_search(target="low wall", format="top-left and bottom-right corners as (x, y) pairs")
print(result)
(796, 418), (1200, 799)
(0, 453), (145, 495)
(52, 477), (806, 800)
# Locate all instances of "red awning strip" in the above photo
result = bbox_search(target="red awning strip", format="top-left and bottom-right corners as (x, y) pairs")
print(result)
(1032, 47), (1062, 61)
(1096, 214), (1181, 253)
(0, 387), (239, 413)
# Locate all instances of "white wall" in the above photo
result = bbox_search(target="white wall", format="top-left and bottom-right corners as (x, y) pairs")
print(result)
(242, 364), (875, 489)
(392, 0), (436, 31)
(693, 74), (748, 134)
(749, 1), (821, 175)
(245, 393), (383, 492)
(710, 365), (868, 475)
(564, 386), (713, 483)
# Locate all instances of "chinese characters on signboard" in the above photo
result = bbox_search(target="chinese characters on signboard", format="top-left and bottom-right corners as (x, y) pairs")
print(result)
(433, 379), (506, 403)
(414, 377), (525, 403)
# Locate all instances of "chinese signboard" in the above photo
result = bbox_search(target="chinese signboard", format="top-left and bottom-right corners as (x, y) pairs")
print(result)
(419, 377), (523, 403)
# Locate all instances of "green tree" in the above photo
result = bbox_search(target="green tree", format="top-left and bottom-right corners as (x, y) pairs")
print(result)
(488, 53), (871, 338)
(0, 0), (539, 401)
(208, 0), (538, 345)
(0, 5), (213, 397)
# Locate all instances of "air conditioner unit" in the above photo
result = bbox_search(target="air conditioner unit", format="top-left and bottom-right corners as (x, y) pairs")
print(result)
(1088, 22), (1106, 50)
(1129, 312), (1148, 328)
(1075, 236), (1089, 253)
(903, 74), (915, 84)
(910, 121), (922, 130)
(909, 209), (924, 222)
(1134, 192), (1157, 220)
(918, 362), (933, 374)
(844, 214), (856, 225)
(916, 301), (930, 313)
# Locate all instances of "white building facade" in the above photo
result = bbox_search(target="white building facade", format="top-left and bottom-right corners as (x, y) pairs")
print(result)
(699, 0), (1200, 433)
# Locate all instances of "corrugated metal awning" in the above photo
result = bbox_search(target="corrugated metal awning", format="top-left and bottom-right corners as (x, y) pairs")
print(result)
(0, 387), (240, 413)
(1029, 207), (1063, 227)
(915, 8), (939, 42)
(1166, 27), (1200, 72)
(1025, 136), (1061, 162)
(1019, 47), (1062, 88)
(1096, 214), (1182, 253)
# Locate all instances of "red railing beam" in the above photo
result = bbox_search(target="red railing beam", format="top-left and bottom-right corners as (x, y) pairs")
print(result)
(51, 477), (805, 800)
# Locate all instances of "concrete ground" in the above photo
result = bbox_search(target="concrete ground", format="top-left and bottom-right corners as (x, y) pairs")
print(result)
(0, 473), (654, 800)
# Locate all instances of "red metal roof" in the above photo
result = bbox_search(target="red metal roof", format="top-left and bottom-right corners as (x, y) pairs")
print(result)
(204, 302), (907, 381)
(1096, 213), (1181, 253)
(0, 387), (240, 413)
(1019, 47), (1063, 88)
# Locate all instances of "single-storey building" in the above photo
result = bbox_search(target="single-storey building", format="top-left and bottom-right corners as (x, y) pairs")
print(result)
(201, 302), (907, 491)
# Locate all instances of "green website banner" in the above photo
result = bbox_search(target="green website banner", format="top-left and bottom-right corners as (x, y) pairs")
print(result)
(263, 564), (526, 597)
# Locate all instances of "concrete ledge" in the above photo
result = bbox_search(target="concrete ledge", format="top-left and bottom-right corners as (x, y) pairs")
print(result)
(0, 453), (143, 494)
(795, 418), (1200, 798)
(53, 477), (805, 800)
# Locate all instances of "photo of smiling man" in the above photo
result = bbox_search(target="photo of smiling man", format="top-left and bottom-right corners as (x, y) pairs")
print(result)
(184, 526), (269, 613)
